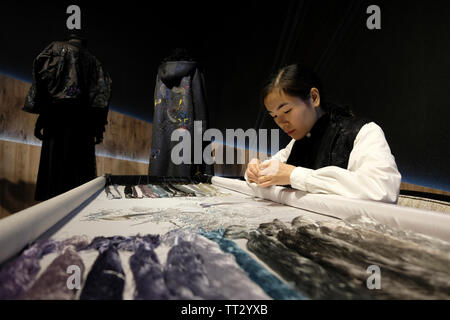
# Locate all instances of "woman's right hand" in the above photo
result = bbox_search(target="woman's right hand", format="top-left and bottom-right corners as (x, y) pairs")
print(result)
(246, 158), (261, 183)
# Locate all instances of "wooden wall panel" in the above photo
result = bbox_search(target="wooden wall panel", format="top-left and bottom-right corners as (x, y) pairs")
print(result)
(0, 74), (153, 160)
(96, 157), (148, 176)
(400, 182), (450, 197)
(97, 111), (152, 162)
(0, 140), (41, 219)
(0, 139), (149, 218)
(0, 74), (38, 143)
(0, 74), (152, 218)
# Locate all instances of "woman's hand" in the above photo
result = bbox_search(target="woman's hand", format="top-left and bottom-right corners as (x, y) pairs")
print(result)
(257, 160), (296, 188)
(246, 158), (261, 183)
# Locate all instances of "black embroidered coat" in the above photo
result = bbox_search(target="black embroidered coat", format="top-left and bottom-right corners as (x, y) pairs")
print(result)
(149, 61), (213, 177)
(23, 40), (112, 201)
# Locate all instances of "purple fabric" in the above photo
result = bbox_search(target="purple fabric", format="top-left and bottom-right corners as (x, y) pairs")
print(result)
(87, 235), (160, 253)
(164, 240), (226, 299)
(0, 239), (59, 300)
(59, 236), (91, 252)
(164, 229), (271, 300)
(130, 244), (172, 300)
(21, 247), (85, 300)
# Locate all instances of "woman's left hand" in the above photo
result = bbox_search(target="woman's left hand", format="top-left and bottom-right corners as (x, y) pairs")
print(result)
(257, 160), (296, 188)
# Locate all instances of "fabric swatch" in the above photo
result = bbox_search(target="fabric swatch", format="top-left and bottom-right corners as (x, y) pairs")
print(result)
(21, 247), (85, 300)
(134, 186), (144, 198)
(195, 183), (216, 196)
(170, 184), (196, 197)
(79, 246), (125, 300)
(112, 184), (123, 199)
(162, 229), (270, 300)
(129, 244), (172, 300)
(183, 184), (206, 197)
(148, 184), (170, 198)
(160, 183), (184, 197)
(163, 183), (190, 197)
(198, 183), (231, 197)
(185, 184), (207, 197)
(0, 239), (59, 299)
(277, 215), (450, 299)
(124, 185), (133, 199)
(59, 235), (92, 252)
(229, 224), (372, 299)
(139, 185), (159, 198)
(87, 235), (161, 254)
(131, 186), (141, 199)
(164, 239), (225, 299)
(200, 229), (305, 300)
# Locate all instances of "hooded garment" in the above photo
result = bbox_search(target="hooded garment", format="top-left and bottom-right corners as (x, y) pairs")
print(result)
(149, 61), (213, 177)
(23, 40), (112, 201)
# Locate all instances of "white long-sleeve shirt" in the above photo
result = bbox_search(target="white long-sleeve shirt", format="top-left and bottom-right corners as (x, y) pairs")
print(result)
(246, 122), (402, 203)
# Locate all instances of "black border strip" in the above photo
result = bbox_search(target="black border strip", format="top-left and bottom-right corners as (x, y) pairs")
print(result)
(400, 190), (450, 204)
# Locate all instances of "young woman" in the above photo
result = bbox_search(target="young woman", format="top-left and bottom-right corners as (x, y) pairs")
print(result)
(245, 64), (401, 203)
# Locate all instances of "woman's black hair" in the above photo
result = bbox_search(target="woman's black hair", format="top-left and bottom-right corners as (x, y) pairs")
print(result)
(262, 64), (322, 102)
(262, 64), (352, 117)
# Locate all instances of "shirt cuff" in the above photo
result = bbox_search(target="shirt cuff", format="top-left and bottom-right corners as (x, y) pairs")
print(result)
(290, 167), (314, 191)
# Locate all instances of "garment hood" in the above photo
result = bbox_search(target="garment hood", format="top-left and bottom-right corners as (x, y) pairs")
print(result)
(158, 61), (197, 88)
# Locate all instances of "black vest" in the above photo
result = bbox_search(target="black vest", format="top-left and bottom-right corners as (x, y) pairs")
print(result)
(286, 109), (370, 170)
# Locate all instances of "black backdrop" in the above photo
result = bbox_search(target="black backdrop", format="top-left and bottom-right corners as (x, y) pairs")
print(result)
(0, 0), (449, 191)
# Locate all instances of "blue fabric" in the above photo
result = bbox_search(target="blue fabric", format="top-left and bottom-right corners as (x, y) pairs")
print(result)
(199, 229), (306, 300)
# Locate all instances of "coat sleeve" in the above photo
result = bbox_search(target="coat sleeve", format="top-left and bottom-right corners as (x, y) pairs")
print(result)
(289, 122), (402, 203)
(23, 44), (56, 114)
(89, 60), (112, 129)
(89, 61), (112, 110)
(191, 68), (208, 130)
(191, 67), (214, 175)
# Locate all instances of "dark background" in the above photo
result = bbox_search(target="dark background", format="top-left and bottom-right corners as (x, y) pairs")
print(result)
(0, 0), (449, 191)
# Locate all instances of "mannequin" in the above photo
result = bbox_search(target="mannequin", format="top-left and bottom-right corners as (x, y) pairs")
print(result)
(23, 31), (112, 201)
(149, 48), (213, 177)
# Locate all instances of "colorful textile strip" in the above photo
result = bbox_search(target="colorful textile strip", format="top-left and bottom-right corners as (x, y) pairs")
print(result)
(21, 247), (85, 300)
(147, 184), (170, 198)
(199, 229), (306, 300)
(161, 229), (270, 300)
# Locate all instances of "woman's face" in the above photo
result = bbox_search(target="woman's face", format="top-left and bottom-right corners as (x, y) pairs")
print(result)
(264, 89), (319, 140)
